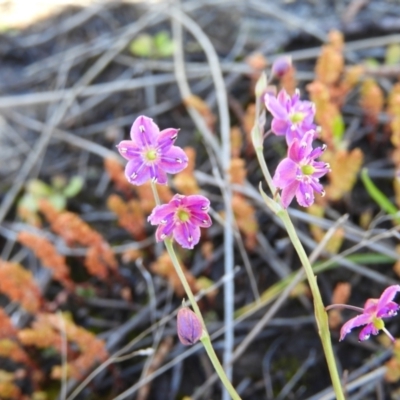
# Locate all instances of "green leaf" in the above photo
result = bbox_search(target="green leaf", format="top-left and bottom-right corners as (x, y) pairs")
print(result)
(48, 193), (66, 211)
(129, 34), (154, 57)
(385, 44), (400, 65)
(259, 182), (281, 213)
(63, 176), (84, 198)
(361, 168), (400, 222)
(51, 175), (67, 190)
(27, 179), (53, 196)
(154, 31), (174, 58)
(18, 193), (39, 212)
(364, 58), (380, 68)
(75, 286), (96, 298)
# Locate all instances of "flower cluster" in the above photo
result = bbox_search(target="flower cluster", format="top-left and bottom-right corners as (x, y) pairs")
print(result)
(265, 89), (330, 208)
(117, 115), (212, 250)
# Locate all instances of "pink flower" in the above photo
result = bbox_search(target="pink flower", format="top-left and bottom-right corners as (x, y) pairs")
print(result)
(272, 130), (330, 208)
(148, 194), (212, 249)
(340, 285), (400, 342)
(117, 115), (188, 185)
(264, 89), (317, 144)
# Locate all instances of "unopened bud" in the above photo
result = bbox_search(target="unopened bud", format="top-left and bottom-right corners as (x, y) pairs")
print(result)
(255, 72), (268, 99)
(177, 307), (202, 345)
(271, 56), (292, 78)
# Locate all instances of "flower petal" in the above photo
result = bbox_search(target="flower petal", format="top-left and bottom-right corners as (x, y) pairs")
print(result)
(287, 138), (302, 162)
(130, 115), (159, 147)
(339, 313), (372, 341)
(189, 210), (212, 227)
(159, 146), (189, 174)
(148, 203), (176, 225)
(125, 158), (151, 185)
(280, 180), (299, 208)
(271, 118), (289, 136)
(285, 128), (304, 144)
(377, 285), (400, 313)
(264, 94), (287, 119)
(174, 222), (201, 249)
(183, 195), (210, 211)
(296, 181), (315, 207)
(273, 158), (298, 188)
(117, 140), (140, 160)
(154, 219), (175, 242)
(151, 165), (168, 185)
(359, 323), (379, 341)
(157, 128), (180, 151)
(310, 180), (324, 195)
(377, 301), (399, 318)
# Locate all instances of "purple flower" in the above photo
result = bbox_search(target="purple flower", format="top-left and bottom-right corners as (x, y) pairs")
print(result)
(177, 307), (203, 345)
(273, 130), (330, 208)
(148, 194), (212, 249)
(264, 89), (317, 143)
(117, 115), (188, 185)
(340, 285), (400, 342)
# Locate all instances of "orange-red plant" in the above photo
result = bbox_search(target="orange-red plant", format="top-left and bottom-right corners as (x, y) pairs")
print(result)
(385, 339), (400, 383)
(183, 94), (216, 132)
(19, 313), (108, 380)
(308, 30), (362, 147)
(150, 251), (198, 297)
(107, 194), (146, 239)
(359, 78), (384, 125)
(0, 380), (22, 400)
(243, 104), (256, 157)
(104, 157), (134, 195)
(39, 201), (117, 280)
(0, 308), (17, 339)
(315, 31), (344, 86)
(0, 261), (42, 313)
(173, 147), (200, 195)
(17, 231), (74, 290)
(388, 82), (400, 148)
(228, 158), (258, 250)
(324, 148), (364, 201)
(0, 339), (31, 366)
(328, 282), (351, 329)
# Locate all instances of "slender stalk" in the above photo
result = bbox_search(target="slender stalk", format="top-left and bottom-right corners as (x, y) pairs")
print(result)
(253, 144), (345, 400)
(164, 239), (241, 400)
(278, 211), (344, 400)
(164, 239), (203, 322)
(150, 181), (161, 205)
(151, 183), (241, 400)
(251, 76), (345, 399)
(325, 304), (365, 313)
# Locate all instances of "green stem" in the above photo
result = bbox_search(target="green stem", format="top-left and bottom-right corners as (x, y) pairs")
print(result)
(164, 238), (241, 400)
(253, 138), (344, 400)
(151, 183), (241, 400)
(278, 211), (345, 400)
(150, 181), (161, 206)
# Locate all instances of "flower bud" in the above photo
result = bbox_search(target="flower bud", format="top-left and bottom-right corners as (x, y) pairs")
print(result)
(177, 307), (202, 345)
(271, 56), (292, 78)
(255, 72), (268, 99)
